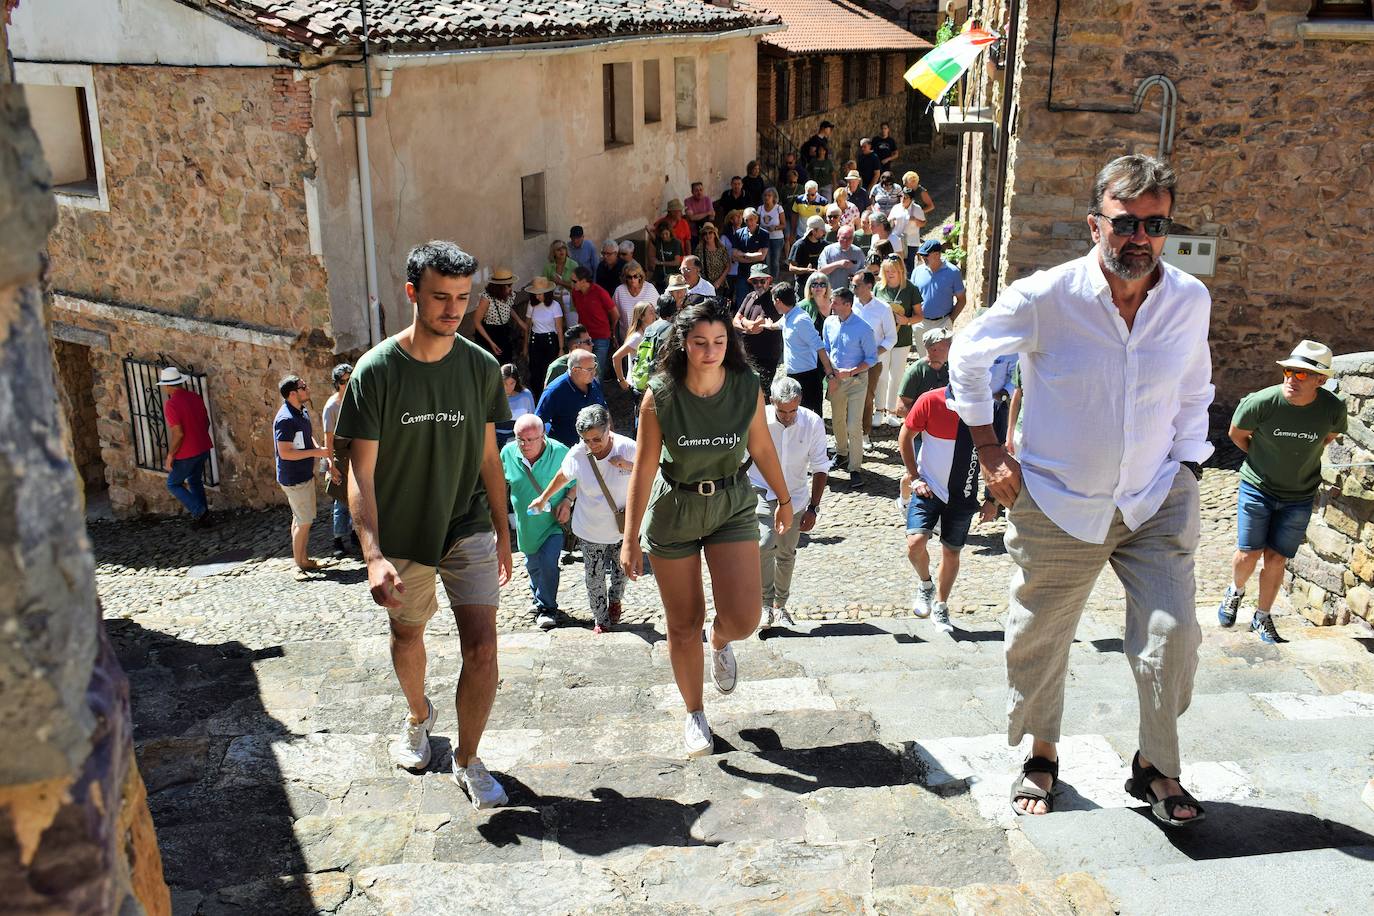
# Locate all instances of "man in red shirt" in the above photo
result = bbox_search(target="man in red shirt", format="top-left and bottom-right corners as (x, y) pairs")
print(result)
(158, 366), (214, 527)
(572, 266), (620, 379)
(650, 199), (692, 251)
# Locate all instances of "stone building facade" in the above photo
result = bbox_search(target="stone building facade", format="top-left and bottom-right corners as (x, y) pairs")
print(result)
(9, 0), (779, 517)
(744, 0), (932, 180)
(0, 14), (168, 911)
(1287, 353), (1374, 627)
(951, 0), (1374, 407)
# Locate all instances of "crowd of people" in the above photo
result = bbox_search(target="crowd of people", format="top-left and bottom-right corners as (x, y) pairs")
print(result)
(152, 152), (1347, 825)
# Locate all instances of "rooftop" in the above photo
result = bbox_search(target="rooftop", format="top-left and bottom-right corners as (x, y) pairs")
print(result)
(182, 0), (777, 53)
(738, 0), (931, 55)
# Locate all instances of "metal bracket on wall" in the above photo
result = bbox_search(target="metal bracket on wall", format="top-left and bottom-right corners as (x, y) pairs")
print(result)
(1133, 75), (1177, 160)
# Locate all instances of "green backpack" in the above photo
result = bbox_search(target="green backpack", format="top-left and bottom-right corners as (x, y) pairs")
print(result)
(630, 321), (668, 392)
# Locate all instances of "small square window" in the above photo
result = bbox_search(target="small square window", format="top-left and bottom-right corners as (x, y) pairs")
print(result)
(521, 173), (546, 239)
(23, 83), (98, 196)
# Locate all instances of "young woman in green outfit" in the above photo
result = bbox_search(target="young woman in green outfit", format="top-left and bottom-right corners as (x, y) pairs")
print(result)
(621, 297), (793, 758)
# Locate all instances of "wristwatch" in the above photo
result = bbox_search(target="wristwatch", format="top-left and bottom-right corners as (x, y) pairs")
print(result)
(1181, 460), (1203, 481)
(806, 502), (820, 515)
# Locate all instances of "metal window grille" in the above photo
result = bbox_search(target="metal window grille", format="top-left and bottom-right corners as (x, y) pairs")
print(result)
(123, 355), (220, 486)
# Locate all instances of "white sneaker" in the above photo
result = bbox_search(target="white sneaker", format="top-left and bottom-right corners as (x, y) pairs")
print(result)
(706, 623), (737, 694)
(932, 600), (954, 633)
(759, 607), (776, 634)
(684, 710), (714, 758)
(912, 580), (935, 619)
(863, 436), (873, 452)
(453, 756), (508, 809)
(535, 610), (557, 630)
(391, 697), (436, 771)
(775, 606), (796, 627)
(886, 414), (903, 428)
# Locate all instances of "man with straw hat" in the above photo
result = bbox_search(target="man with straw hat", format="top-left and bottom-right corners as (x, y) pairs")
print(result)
(1217, 339), (1346, 643)
(158, 365), (214, 528)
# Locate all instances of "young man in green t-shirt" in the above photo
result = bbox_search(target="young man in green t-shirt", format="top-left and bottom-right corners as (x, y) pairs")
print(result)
(336, 241), (513, 809)
(1217, 340), (1346, 643)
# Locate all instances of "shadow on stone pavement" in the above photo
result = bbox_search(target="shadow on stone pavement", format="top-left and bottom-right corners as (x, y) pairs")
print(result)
(761, 622), (924, 643)
(715, 730), (945, 798)
(107, 619), (320, 915)
(1134, 802), (1374, 861)
(477, 780), (714, 855)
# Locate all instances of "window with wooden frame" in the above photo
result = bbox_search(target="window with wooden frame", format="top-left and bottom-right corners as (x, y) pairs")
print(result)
(602, 62), (634, 147)
(808, 58), (824, 113)
(773, 62), (791, 122)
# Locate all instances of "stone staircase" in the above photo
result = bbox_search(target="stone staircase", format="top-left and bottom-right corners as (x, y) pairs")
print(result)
(117, 608), (1374, 915)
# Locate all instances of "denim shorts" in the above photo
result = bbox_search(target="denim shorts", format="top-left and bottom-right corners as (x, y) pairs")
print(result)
(1236, 478), (1314, 559)
(905, 491), (976, 550)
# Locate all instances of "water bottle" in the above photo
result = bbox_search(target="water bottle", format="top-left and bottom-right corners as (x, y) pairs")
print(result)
(527, 502), (546, 516)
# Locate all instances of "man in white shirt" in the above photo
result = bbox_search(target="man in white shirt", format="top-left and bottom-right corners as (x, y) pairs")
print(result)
(853, 269), (897, 446)
(747, 377), (830, 630)
(680, 256), (717, 298)
(949, 155), (1213, 827)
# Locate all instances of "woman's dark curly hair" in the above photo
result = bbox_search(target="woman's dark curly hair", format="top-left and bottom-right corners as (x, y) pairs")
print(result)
(652, 294), (754, 400)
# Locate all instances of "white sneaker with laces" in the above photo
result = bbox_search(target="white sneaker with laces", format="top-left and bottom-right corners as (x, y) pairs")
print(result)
(863, 435), (873, 452)
(775, 606), (796, 627)
(760, 606), (775, 633)
(932, 600), (954, 633)
(886, 414), (903, 428)
(912, 580), (936, 619)
(706, 623), (738, 694)
(453, 756), (509, 809)
(391, 697), (436, 771)
(684, 710), (714, 758)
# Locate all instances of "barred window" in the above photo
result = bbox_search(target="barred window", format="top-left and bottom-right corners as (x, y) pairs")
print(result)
(123, 356), (220, 485)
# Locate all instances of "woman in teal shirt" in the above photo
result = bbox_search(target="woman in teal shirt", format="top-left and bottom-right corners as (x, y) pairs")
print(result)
(621, 297), (792, 759)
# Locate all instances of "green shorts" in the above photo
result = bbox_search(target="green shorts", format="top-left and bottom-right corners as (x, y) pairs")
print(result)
(641, 474), (758, 560)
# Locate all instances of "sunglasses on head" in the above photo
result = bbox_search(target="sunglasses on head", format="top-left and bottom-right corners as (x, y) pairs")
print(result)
(1092, 212), (1173, 238)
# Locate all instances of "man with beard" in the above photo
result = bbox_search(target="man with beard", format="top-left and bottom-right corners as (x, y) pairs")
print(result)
(949, 156), (1214, 828)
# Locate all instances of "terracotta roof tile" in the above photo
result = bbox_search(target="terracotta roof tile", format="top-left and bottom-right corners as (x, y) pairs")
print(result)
(738, 0), (930, 55)
(183, 0), (777, 52)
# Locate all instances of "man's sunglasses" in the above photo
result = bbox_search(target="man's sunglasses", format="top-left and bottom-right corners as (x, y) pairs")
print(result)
(1283, 369), (1315, 381)
(1092, 212), (1173, 238)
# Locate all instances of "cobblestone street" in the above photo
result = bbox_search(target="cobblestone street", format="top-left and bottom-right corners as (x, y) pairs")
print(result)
(95, 423), (1374, 915)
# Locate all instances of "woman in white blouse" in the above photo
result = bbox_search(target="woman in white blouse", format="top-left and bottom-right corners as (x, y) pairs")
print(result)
(525, 276), (564, 397)
(758, 187), (787, 280)
(611, 263), (659, 339)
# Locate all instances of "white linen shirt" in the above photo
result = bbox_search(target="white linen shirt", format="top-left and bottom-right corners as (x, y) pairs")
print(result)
(747, 405), (831, 506)
(560, 433), (636, 545)
(856, 296), (898, 354)
(687, 278), (717, 297)
(948, 253), (1214, 544)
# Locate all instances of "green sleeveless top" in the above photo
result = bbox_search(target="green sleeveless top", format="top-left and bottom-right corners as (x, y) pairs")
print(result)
(650, 367), (759, 482)
(877, 283), (919, 348)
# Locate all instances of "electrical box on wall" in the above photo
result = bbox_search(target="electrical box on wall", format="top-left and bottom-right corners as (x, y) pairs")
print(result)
(1161, 235), (1217, 277)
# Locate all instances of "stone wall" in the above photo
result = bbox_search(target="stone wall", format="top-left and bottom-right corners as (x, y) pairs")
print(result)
(0, 17), (168, 912)
(53, 336), (104, 493)
(53, 295), (332, 515)
(758, 52), (910, 179)
(47, 65), (331, 334)
(41, 63), (339, 515)
(959, 0), (1374, 406)
(1287, 353), (1374, 627)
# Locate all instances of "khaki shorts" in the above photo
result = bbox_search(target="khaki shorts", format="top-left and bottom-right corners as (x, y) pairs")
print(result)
(641, 474), (758, 560)
(389, 531), (500, 627)
(281, 479), (317, 526)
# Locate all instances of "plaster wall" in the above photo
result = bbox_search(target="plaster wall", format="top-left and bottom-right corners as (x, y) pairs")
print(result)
(8, 0), (283, 66)
(311, 35), (762, 337)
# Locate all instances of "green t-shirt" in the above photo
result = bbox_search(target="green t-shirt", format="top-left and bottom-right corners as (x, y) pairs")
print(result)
(1233, 384), (1345, 500)
(545, 354), (571, 386)
(335, 335), (510, 565)
(899, 358), (949, 404)
(500, 438), (572, 554)
(809, 158), (836, 188)
(799, 297), (825, 333)
(650, 367), (759, 483)
(877, 283), (920, 348)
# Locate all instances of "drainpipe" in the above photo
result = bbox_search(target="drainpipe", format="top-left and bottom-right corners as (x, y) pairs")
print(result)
(351, 91), (382, 346)
(985, 0), (1021, 308)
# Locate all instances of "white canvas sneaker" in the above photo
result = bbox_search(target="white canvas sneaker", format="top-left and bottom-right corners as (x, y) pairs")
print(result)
(912, 580), (936, 619)
(774, 606), (796, 627)
(391, 697), (436, 771)
(706, 624), (737, 694)
(684, 710), (714, 758)
(453, 757), (509, 809)
(931, 600), (954, 633)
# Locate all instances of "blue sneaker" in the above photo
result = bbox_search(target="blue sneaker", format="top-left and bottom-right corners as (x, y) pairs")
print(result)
(1216, 585), (1243, 628)
(1251, 611), (1283, 644)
